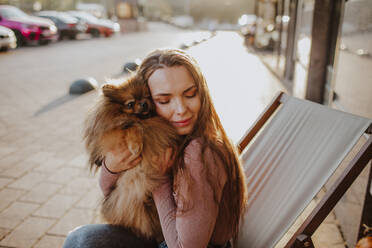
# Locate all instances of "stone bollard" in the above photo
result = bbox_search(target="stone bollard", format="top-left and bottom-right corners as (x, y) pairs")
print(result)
(69, 77), (98, 95)
(123, 59), (141, 73)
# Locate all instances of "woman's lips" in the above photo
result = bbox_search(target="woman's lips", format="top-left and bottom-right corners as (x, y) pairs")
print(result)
(172, 117), (192, 127)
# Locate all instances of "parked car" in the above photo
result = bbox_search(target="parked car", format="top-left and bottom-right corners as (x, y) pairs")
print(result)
(0, 5), (57, 46)
(171, 15), (194, 29)
(254, 18), (278, 51)
(67, 11), (115, 37)
(100, 19), (120, 33)
(34, 11), (87, 40)
(0, 25), (16, 51)
(238, 14), (257, 46)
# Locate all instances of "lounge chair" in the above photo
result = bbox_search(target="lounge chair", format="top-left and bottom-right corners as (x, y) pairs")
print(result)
(237, 92), (372, 248)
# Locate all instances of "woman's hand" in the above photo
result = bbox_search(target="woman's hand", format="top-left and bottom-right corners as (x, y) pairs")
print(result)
(152, 147), (176, 174)
(104, 145), (142, 174)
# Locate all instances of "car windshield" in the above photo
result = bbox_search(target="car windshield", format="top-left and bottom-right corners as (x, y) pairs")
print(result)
(0, 7), (28, 18)
(58, 13), (78, 23)
(36, 11), (76, 23)
(69, 11), (97, 23)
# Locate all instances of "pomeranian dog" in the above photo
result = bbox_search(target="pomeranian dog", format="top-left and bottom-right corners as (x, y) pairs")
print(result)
(83, 74), (180, 241)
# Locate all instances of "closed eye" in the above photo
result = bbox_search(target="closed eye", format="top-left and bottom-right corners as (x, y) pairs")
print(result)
(157, 99), (169, 104)
(185, 88), (197, 98)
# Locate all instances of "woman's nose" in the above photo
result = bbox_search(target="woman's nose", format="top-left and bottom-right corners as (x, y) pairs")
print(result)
(174, 98), (187, 115)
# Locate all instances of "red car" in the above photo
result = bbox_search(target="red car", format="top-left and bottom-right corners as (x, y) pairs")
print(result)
(35, 11), (87, 40)
(0, 5), (57, 46)
(68, 11), (114, 38)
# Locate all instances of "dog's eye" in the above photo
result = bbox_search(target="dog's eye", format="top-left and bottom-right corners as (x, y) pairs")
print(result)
(125, 101), (135, 109)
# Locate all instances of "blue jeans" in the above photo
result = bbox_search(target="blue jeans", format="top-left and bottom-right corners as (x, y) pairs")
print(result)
(62, 224), (157, 248)
(158, 240), (231, 248)
(63, 224), (230, 248)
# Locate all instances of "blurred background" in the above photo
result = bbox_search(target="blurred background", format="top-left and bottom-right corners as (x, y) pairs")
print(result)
(0, 0), (371, 247)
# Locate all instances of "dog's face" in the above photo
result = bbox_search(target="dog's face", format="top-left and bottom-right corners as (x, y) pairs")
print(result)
(102, 77), (155, 118)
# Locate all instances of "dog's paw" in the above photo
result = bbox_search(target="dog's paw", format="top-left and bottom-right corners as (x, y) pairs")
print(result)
(124, 125), (143, 156)
(128, 142), (142, 156)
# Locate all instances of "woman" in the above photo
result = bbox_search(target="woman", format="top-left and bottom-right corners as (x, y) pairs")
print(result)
(63, 49), (247, 248)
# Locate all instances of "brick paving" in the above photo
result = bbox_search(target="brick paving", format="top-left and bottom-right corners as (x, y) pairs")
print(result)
(0, 29), (346, 248)
(0, 85), (101, 247)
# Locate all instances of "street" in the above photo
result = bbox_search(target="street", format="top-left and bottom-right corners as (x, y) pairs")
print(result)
(0, 22), (211, 131)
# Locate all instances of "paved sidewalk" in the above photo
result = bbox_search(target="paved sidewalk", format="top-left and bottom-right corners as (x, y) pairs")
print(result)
(0, 31), (344, 247)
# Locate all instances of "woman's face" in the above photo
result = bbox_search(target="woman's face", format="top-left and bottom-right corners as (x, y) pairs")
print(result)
(148, 66), (201, 135)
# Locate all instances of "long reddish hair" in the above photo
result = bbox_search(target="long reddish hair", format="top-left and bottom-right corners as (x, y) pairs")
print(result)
(137, 49), (247, 244)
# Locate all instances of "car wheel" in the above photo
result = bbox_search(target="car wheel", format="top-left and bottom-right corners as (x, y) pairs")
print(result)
(13, 30), (25, 46)
(90, 29), (100, 38)
(38, 40), (50, 45)
(0, 46), (8, 52)
(58, 32), (64, 40)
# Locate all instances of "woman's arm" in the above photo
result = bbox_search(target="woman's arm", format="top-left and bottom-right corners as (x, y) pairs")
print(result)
(99, 163), (121, 196)
(152, 139), (227, 248)
(99, 148), (142, 196)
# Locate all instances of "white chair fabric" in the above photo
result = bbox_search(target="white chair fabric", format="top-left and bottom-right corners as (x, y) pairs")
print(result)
(237, 96), (371, 248)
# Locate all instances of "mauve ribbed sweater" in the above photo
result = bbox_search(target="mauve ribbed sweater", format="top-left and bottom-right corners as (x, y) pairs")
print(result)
(99, 139), (231, 248)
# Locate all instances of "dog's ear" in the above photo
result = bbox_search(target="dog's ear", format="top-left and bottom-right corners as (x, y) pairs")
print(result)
(102, 84), (123, 103)
(102, 84), (118, 97)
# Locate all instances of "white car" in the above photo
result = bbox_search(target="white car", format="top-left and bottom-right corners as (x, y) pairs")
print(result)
(0, 25), (16, 51)
(172, 15), (194, 28)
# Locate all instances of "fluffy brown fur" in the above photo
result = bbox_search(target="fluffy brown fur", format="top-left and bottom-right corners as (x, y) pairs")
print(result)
(83, 75), (180, 241)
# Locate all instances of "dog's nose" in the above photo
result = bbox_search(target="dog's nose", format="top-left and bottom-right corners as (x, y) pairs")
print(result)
(140, 102), (148, 113)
